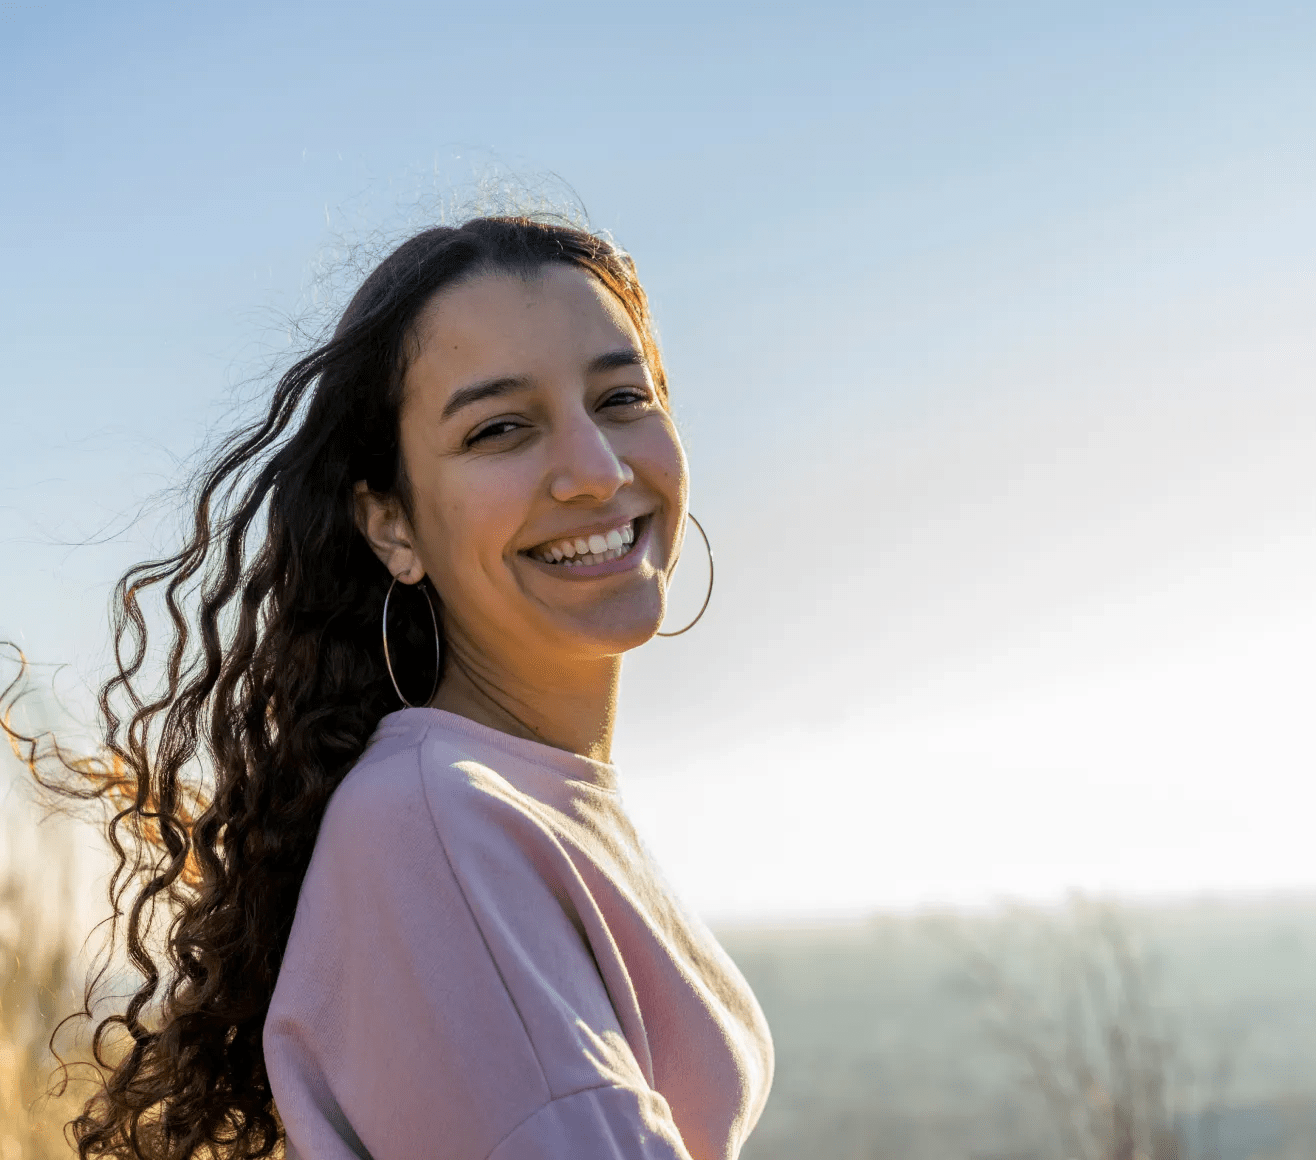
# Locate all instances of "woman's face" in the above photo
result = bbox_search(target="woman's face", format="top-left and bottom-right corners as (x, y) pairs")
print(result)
(359, 265), (688, 669)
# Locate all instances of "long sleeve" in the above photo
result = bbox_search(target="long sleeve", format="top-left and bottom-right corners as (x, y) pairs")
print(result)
(263, 730), (694, 1160)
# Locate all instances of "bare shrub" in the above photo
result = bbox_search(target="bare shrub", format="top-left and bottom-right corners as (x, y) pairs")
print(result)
(945, 897), (1234, 1160)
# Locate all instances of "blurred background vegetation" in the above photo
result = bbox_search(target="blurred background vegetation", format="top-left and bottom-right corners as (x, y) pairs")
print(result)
(1, 765), (94, 1160)
(723, 900), (1316, 1160)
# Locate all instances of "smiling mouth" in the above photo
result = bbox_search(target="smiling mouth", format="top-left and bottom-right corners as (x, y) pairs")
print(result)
(524, 517), (642, 567)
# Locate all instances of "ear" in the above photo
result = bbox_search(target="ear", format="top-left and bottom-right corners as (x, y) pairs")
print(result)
(353, 481), (426, 584)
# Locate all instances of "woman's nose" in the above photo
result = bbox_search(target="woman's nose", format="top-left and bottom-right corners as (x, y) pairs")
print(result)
(547, 414), (633, 504)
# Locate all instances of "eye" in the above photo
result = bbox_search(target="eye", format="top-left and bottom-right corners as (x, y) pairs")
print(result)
(466, 419), (526, 447)
(600, 387), (652, 409)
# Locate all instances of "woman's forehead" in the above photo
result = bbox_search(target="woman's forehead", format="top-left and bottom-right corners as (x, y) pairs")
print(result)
(411, 265), (639, 371)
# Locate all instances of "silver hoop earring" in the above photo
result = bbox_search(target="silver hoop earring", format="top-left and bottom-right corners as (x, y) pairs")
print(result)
(657, 513), (714, 637)
(382, 576), (442, 708)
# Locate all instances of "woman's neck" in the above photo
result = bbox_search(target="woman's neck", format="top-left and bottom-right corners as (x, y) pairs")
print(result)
(429, 646), (620, 763)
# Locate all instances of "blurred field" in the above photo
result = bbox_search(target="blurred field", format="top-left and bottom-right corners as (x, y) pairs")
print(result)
(719, 899), (1316, 1160)
(4, 761), (1315, 1158)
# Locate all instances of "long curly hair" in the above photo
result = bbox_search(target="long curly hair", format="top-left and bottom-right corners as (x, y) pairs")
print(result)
(1, 216), (668, 1159)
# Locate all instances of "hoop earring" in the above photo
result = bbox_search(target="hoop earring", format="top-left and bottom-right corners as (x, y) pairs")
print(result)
(657, 513), (714, 637)
(382, 576), (443, 708)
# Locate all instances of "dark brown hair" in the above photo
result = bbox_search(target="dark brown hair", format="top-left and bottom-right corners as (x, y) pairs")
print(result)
(2, 217), (667, 1158)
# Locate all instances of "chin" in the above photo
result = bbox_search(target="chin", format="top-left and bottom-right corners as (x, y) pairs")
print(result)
(557, 593), (666, 656)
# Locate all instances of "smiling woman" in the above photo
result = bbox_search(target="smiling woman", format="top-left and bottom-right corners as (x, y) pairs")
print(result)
(353, 265), (688, 750)
(2, 218), (772, 1160)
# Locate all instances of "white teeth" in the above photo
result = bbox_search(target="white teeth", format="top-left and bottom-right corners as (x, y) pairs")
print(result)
(563, 547), (625, 567)
(531, 520), (640, 567)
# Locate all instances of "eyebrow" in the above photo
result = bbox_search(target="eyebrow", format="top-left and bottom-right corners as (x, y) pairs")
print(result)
(440, 348), (648, 421)
(441, 375), (532, 421)
(588, 348), (647, 374)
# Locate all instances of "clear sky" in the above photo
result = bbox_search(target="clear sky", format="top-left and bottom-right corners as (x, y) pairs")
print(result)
(3, 0), (1314, 921)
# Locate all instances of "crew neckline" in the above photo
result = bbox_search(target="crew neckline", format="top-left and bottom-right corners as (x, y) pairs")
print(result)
(378, 706), (620, 794)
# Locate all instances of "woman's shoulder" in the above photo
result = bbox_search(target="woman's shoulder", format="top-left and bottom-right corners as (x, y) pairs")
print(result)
(316, 709), (542, 859)
(281, 711), (546, 992)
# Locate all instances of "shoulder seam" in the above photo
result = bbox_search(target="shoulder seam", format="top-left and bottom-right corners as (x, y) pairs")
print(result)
(412, 720), (554, 1099)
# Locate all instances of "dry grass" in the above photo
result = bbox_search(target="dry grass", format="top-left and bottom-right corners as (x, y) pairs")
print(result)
(0, 720), (106, 1160)
(0, 865), (91, 1160)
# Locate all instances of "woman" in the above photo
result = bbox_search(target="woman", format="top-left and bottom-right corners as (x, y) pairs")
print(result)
(6, 217), (773, 1159)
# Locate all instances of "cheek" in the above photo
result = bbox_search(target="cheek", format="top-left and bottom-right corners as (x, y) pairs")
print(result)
(414, 466), (526, 591)
(635, 424), (688, 569)
(637, 418), (688, 500)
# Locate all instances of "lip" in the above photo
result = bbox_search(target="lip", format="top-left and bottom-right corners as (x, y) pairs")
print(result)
(518, 514), (653, 580)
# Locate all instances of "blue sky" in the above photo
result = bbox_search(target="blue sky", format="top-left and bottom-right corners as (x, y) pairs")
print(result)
(3, 1), (1315, 919)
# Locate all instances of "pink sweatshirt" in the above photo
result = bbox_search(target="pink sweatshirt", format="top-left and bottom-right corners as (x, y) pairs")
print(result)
(263, 708), (774, 1159)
